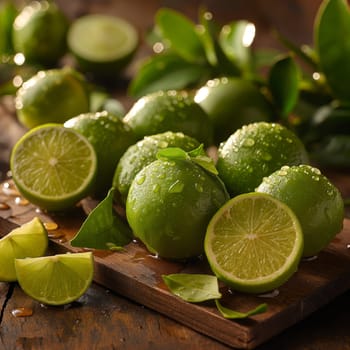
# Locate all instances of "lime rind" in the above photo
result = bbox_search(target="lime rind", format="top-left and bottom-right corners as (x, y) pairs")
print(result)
(205, 192), (304, 293)
(15, 252), (94, 305)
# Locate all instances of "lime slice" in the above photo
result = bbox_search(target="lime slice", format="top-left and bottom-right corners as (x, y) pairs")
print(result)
(0, 217), (48, 282)
(15, 252), (94, 305)
(10, 124), (97, 211)
(204, 192), (303, 294)
(67, 14), (138, 78)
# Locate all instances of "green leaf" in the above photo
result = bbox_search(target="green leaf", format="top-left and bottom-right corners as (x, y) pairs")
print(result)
(155, 8), (206, 63)
(268, 55), (300, 116)
(128, 53), (209, 98)
(156, 147), (189, 161)
(162, 273), (222, 302)
(315, 0), (350, 101)
(70, 188), (132, 250)
(215, 300), (268, 319)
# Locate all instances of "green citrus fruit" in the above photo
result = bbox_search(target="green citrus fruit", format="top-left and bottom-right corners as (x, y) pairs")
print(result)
(67, 14), (138, 79)
(113, 131), (201, 202)
(0, 217), (48, 282)
(15, 251), (94, 305)
(64, 111), (136, 197)
(126, 157), (229, 260)
(216, 122), (309, 196)
(15, 67), (90, 129)
(123, 90), (214, 146)
(12, 1), (69, 66)
(205, 192), (303, 294)
(194, 77), (274, 144)
(10, 124), (97, 211)
(256, 164), (344, 257)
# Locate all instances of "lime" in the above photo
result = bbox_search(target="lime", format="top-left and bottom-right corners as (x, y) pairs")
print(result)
(256, 164), (344, 257)
(113, 131), (201, 202)
(194, 77), (274, 144)
(90, 90), (126, 119)
(12, 1), (69, 66)
(64, 111), (136, 197)
(10, 124), (97, 211)
(123, 90), (214, 146)
(15, 252), (94, 306)
(67, 14), (138, 79)
(0, 217), (48, 282)
(15, 67), (90, 129)
(126, 158), (229, 260)
(216, 122), (309, 196)
(204, 192), (303, 294)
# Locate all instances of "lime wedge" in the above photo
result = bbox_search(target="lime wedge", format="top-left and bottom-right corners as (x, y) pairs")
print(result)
(67, 14), (138, 78)
(0, 217), (48, 282)
(15, 252), (94, 305)
(10, 124), (97, 211)
(204, 192), (303, 293)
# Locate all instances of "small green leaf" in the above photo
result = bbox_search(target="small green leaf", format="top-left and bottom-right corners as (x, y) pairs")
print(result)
(70, 188), (132, 250)
(268, 55), (300, 116)
(188, 145), (218, 175)
(315, 0), (350, 101)
(128, 53), (209, 98)
(162, 273), (222, 302)
(215, 300), (268, 319)
(155, 8), (206, 63)
(156, 147), (189, 161)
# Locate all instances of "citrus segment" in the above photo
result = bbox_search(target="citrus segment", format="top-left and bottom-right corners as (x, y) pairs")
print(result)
(0, 217), (48, 282)
(205, 192), (303, 293)
(10, 124), (97, 211)
(15, 252), (94, 305)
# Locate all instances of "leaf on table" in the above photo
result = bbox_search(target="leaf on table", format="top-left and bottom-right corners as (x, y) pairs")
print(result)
(70, 188), (132, 250)
(162, 273), (222, 303)
(315, 0), (350, 101)
(215, 300), (268, 319)
(268, 55), (300, 117)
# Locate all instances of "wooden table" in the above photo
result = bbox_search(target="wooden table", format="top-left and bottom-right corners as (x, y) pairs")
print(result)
(2, 1), (350, 349)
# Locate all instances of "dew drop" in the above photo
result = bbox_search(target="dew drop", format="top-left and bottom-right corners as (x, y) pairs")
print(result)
(168, 180), (184, 193)
(136, 175), (146, 185)
(11, 307), (33, 317)
(302, 255), (318, 262)
(243, 138), (255, 147)
(258, 289), (279, 298)
(152, 184), (160, 193)
(195, 183), (203, 193)
(14, 196), (29, 206)
(0, 202), (10, 210)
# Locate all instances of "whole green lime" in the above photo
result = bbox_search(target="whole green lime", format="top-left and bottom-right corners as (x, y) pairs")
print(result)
(15, 67), (90, 129)
(217, 122), (309, 196)
(126, 158), (229, 260)
(113, 131), (201, 202)
(12, 1), (69, 66)
(194, 77), (274, 144)
(256, 164), (344, 257)
(123, 90), (214, 146)
(64, 111), (136, 197)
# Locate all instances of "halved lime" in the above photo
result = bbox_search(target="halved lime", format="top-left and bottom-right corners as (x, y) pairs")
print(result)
(15, 252), (94, 305)
(67, 14), (138, 78)
(10, 124), (97, 211)
(204, 192), (303, 294)
(0, 217), (48, 282)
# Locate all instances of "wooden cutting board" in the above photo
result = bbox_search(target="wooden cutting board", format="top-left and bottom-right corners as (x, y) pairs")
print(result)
(1, 180), (350, 349)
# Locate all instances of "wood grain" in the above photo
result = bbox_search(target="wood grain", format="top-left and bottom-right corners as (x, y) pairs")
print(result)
(1, 179), (350, 349)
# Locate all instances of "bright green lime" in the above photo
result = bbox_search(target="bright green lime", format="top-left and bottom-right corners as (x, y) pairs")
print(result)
(12, 1), (69, 66)
(67, 14), (138, 79)
(15, 252), (94, 305)
(123, 90), (214, 146)
(205, 192), (303, 294)
(0, 217), (48, 282)
(10, 124), (97, 211)
(194, 77), (274, 144)
(113, 131), (201, 202)
(15, 68), (90, 129)
(256, 164), (344, 257)
(64, 111), (136, 197)
(126, 158), (229, 260)
(217, 122), (309, 196)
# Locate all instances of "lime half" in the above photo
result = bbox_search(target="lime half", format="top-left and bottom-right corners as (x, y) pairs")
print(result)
(10, 124), (97, 211)
(205, 192), (303, 294)
(15, 252), (94, 305)
(0, 217), (48, 282)
(67, 14), (138, 78)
